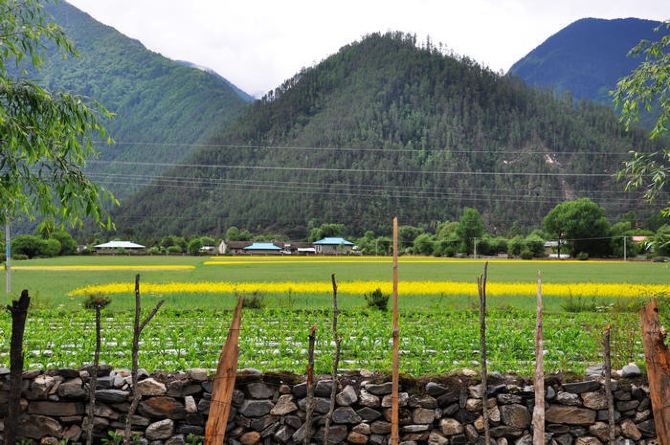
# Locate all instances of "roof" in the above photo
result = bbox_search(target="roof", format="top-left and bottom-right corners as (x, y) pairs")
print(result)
(94, 241), (145, 249)
(225, 241), (253, 249)
(243, 242), (281, 251)
(313, 237), (354, 246)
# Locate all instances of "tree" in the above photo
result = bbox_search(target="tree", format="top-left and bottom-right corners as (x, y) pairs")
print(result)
(455, 208), (485, 255)
(613, 21), (670, 215)
(543, 198), (611, 257)
(308, 223), (345, 242)
(398, 225), (423, 249)
(413, 233), (436, 256)
(1, 0), (115, 228)
(50, 230), (77, 255)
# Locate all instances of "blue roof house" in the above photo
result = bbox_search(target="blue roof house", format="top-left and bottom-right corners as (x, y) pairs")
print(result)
(313, 237), (355, 255)
(242, 242), (282, 255)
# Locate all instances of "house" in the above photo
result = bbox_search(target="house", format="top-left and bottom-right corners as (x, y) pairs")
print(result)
(313, 237), (355, 255)
(242, 242), (282, 255)
(93, 240), (145, 254)
(544, 240), (570, 259)
(218, 240), (252, 255)
(282, 242), (314, 255)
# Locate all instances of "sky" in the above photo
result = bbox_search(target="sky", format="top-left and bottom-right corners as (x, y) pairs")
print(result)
(67, 0), (667, 98)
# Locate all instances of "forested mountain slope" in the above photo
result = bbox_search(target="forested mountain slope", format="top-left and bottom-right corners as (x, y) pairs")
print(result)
(115, 33), (658, 238)
(22, 2), (252, 197)
(509, 18), (661, 103)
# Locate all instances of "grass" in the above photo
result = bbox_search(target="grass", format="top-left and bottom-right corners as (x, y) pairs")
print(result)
(0, 255), (666, 375)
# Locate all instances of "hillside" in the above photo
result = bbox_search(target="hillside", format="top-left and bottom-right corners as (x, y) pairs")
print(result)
(509, 18), (661, 103)
(21, 2), (251, 196)
(114, 32), (659, 239)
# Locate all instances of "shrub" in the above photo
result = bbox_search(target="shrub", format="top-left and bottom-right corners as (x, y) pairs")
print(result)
(187, 238), (203, 255)
(520, 249), (533, 260)
(241, 292), (265, 309)
(11, 234), (46, 258)
(364, 288), (389, 311)
(50, 231), (77, 255)
(576, 252), (589, 261)
(524, 234), (545, 258)
(12, 253), (28, 261)
(42, 239), (61, 257)
(507, 235), (525, 257)
(166, 245), (182, 254)
(148, 246), (161, 255)
(561, 296), (597, 312)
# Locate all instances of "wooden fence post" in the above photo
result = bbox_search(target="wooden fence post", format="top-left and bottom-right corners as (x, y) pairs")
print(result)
(391, 217), (400, 445)
(477, 263), (491, 445)
(640, 299), (670, 445)
(5, 289), (30, 445)
(532, 272), (544, 445)
(304, 324), (317, 445)
(324, 274), (342, 445)
(603, 325), (616, 444)
(204, 296), (245, 445)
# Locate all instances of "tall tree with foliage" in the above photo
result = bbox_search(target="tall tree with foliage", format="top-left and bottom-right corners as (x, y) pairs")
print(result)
(543, 198), (611, 256)
(0, 0), (115, 228)
(456, 208), (485, 254)
(614, 20), (670, 216)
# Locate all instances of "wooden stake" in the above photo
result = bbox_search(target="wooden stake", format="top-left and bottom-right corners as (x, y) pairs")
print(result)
(125, 275), (165, 444)
(532, 271), (545, 445)
(204, 296), (245, 445)
(304, 323), (317, 445)
(477, 262), (490, 445)
(5, 289), (30, 445)
(324, 274), (342, 445)
(603, 325), (616, 444)
(640, 299), (670, 445)
(391, 217), (400, 445)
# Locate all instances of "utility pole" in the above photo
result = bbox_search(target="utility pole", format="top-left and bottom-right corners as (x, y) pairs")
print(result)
(473, 237), (478, 259)
(623, 236), (627, 262)
(5, 214), (10, 296)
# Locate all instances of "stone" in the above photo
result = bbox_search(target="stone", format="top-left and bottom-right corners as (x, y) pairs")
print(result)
(621, 418), (641, 440)
(369, 434), (386, 445)
(239, 431), (261, 445)
(137, 378), (167, 396)
(28, 401), (84, 416)
(496, 393), (522, 405)
(146, 419), (174, 441)
(366, 382), (393, 396)
(270, 394), (298, 416)
(58, 378), (86, 399)
(425, 382), (449, 396)
(439, 418), (463, 436)
(436, 390), (460, 407)
(333, 407), (363, 424)
(357, 407), (382, 422)
(585, 365), (604, 377)
(427, 431), (448, 445)
(165, 435), (185, 445)
(553, 434), (573, 445)
(370, 421), (392, 434)
(621, 363), (641, 378)
(348, 432), (369, 444)
(402, 425), (430, 433)
(249, 414), (277, 432)
(187, 368), (208, 381)
(545, 405), (596, 425)
(239, 400), (274, 417)
(562, 381), (601, 394)
(315, 380), (334, 397)
(636, 419), (655, 437)
(246, 382), (274, 399)
(616, 399), (640, 411)
(588, 422), (611, 442)
(575, 438), (603, 445)
(274, 426), (294, 443)
(31, 375), (56, 396)
(360, 390), (381, 407)
(319, 425), (349, 444)
(95, 389), (129, 403)
(464, 424), (478, 443)
(500, 404), (530, 429)
(17, 415), (62, 440)
(292, 382), (307, 398)
(62, 424), (82, 442)
(412, 408), (436, 424)
(556, 391), (581, 405)
(468, 384), (485, 399)
(139, 396), (187, 419)
(582, 392), (608, 410)
(546, 386), (556, 400)
(489, 426), (524, 438)
(184, 395), (197, 414)
(298, 396), (330, 414)
(382, 392), (408, 408)
(353, 423), (371, 435)
(336, 385), (358, 406)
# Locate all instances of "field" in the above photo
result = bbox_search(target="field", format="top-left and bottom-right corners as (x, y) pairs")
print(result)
(0, 255), (668, 375)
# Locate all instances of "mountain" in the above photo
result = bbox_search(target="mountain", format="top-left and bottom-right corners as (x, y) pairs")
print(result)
(21, 2), (252, 196)
(509, 18), (662, 103)
(114, 32), (659, 239)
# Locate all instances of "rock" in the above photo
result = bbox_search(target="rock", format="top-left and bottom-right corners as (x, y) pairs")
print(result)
(246, 382), (274, 399)
(336, 385), (358, 406)
(239, 400), (274, 417)
(428, 431), (448, 445)
(412, 408), (436, 424)
(546, 386), (556, 400)
(562, 381), (601, 394)
(357, 407), (382, 422)
(556, 391), (581, 406)
(315, 380), (334, 397)
(360, 390), (381, 407)
(426, 382), (449, 397)
(382, 392), (408, 408)
(440, 418), (463, 436)
(402, 425), (430, 433)
(139, 396), (187, 419)
(370, 421), (392, 434)
(239, 431), (261, 445)
(464, 424), (478, 443)
(17, 415), (62, 439)
(621, 363), (641, 378)
(353, 423), (371, 435)
(636, 418), (655, 437)
(319, 425), (349, 444)
(62, 424), (82, 442)
(292, 382), (307, 398)
(95, 389), (129, 403)
(187, 368), (208, 381)
(274, 426), (294, 443)
(165, 435), (185, 445)
(270, 395), (297, 416)
(137, 378), (167, 396)
(298, 396), (330, 414)
(575, 438), (603, 445)
(348, 431), (369, 444)
(621, 418), (641, 440)
(497, 394), (522, 405)
(545, 405), (597, 424)
(333, 407), (363, 424)
(500, 404), (530, 429)
(587, 422), (611, 442)
(585, 365), (604, 377)
(468, 384), (485, 399)
(582, 392), (608, 410)
(57, 378), (86, 399)
(369, 434), (386, 445)
(28, 401), (84, 416)
(184, 395), (197, 414)
(31, 375), (56, 396)
(366, 382), (393, 396)
(146, 419), (174, 441)
(616, 399), (640, 411)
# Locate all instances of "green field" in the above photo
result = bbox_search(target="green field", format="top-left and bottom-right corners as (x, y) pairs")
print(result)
(0, 255), (667, 375)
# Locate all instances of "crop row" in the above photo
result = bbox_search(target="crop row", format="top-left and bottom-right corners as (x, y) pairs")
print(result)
(0, 308), (645, 375)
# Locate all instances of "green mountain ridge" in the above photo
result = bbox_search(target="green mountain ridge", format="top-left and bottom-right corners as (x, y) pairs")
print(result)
(114, 32), (660, 239)
(20, 1), (252, 197)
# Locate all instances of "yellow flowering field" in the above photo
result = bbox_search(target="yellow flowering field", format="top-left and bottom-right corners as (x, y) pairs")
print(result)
(68, 279), (669, 298)
(13, 265), (195, 271)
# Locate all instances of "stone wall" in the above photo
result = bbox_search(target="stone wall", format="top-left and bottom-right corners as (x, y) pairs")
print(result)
(0, 367), (658, 445)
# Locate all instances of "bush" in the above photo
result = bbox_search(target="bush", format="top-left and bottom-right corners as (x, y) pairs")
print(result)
(148, 246), (161, 255)
(166, 245), (182, 254)
(507, 235), (525, 257)
(11, 235), (47, 258)
(364, 288), (389, 311)
(520, 249), (533, 260)
(187, 238), (203, 255)
(42, 239), (61, 257)
(50, 231), (77, 255)
(561, 296), (597, 312)
(241, 292), (265, 309)
(576, 252), (589, 261)
(524, 234), (545, 258)
(12, 253), (28, 261)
